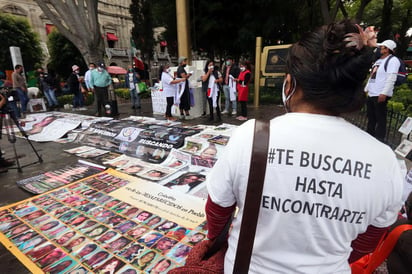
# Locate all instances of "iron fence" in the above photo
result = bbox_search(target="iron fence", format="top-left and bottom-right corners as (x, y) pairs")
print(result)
(343, 108), (407, 149)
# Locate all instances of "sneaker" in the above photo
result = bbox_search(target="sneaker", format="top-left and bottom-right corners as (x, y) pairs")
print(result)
(0, 158), (15, 167)
(239, 116), (248, 121)
(221, 110), (229, 114)
(79, 107), (88, 111)
(232, 111), (237, 115)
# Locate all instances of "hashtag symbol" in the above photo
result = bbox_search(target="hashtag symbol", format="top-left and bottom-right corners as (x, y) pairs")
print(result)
(268, 148), (276, 164)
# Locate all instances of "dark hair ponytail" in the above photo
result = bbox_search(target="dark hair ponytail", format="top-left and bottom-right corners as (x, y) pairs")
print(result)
(286, 19), (374, 114)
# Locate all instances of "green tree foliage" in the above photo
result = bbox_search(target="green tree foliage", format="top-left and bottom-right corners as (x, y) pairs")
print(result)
(0, 13), (43, 71)
(130, 0), (155, 63)
(47, 31), (87, 80)
(345, 0), (412, 59)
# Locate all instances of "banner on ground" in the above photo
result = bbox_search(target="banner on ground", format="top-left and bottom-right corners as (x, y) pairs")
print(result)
(1, 169), (207, 273)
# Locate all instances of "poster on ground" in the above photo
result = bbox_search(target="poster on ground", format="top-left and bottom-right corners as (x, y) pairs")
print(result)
(1, 169), (207, 273)
(16, 162), (105, 194)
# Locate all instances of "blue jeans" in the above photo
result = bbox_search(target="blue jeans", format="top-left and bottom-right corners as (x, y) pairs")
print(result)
(44, 88), (59, 107)
(15, 87), (29, 113)
(130, 88), (141, 108)
(223, 85), (237, 112)
(73, 91), (84, 108)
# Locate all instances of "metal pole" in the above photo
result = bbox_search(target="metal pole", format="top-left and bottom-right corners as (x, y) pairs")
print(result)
(254, 37), (262, 107)
(175, 0), (192, 64)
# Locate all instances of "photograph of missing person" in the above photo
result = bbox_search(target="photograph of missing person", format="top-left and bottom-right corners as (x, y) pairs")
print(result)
(82, 249), (110, 269)
(152, 237), (178, 255)
(25, 242), (58, 261)
(42, 257), (77, 273)
(163, 172), (206, 193)
(103, 236), (131, 252)
(137, 232), (163, 248)
(145, 258), (173, 274)
(117, 243), (144, 262)
(126, 226), (149, 240)
(131, 250), (158, 270)
(94, 257), (126, 274)
(181, 141), (203, 154)
(167, 243), (192, 264)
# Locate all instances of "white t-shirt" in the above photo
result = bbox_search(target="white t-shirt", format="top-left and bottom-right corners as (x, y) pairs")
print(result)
(366, 55), (400, 97)
(161, 72), (177, 98)
(128, 73), (135, 90)
(207, 113), (403, 274)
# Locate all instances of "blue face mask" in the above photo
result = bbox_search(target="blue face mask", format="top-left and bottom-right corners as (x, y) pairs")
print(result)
(226, 61), (231, 66)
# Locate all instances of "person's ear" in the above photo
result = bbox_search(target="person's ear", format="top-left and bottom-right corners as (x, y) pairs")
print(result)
(284, 74), (294, 97)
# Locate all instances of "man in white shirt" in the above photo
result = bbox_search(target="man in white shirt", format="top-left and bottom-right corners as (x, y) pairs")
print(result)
(365, 39), (400, 142)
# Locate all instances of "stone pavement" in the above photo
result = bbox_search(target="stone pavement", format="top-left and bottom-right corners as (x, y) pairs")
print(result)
(0, 98), (285, 273)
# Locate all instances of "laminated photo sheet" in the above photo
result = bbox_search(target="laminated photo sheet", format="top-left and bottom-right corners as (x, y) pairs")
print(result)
(158, 165), (210, 199)
(395, 139), (412, 158)
(160, 148), (191, 170)
(0, 169), (208, 274)
(64, 145), (97, 155)
(15, 161), (105, 195)
(102, 154), (173, 182)
(75, 148), (110, 159)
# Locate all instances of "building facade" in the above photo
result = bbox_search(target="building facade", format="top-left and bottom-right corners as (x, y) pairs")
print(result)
(0, 0), (134, 68)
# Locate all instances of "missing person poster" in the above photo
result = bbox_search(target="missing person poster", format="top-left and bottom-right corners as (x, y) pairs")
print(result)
(0, 169), (207, 273)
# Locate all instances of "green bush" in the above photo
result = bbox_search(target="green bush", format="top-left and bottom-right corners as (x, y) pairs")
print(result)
(114, 88), (130, 100)
(389, 84), (412, 115)
(57, 92), (94, 106)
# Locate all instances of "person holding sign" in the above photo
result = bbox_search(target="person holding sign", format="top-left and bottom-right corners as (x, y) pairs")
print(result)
(205, 20), (403, 273)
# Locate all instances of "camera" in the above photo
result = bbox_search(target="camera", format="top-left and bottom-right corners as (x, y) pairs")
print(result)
(0, 86), (17, 114)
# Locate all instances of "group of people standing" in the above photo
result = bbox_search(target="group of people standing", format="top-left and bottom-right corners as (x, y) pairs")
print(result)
(160, 56), (252, 122)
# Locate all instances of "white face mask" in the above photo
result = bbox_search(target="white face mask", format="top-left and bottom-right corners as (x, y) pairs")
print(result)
(208, 66), (214, 70)
(282, 77), (296, 112)
(240, 67), (245, 71)
(166, 68), (171, 73)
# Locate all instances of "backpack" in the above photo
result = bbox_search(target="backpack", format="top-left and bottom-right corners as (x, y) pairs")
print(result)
(384, 55), (408, 86)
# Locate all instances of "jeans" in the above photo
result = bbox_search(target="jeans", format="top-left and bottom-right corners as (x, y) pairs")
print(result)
(366, 96), (389, 142)
(73, 91), (84, 108)
(223, 85), (236, 112)
(130, 88), (141, 108)
(15, 87), (29, 113)
(44, 88), (59, 107)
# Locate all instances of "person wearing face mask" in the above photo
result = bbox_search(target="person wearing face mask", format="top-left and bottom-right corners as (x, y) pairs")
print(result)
(235, 61), (251, 121)
(85, 63), (96, 92)
(221, 56), (240, 116)
(68, 65), (86, 111)
(90, 62), (112, 117)
(202, 60), (223, 122)
(160, 64), (185, 121)
(125, 65), (141, 109)
(176, 56), (192, 119)
(205, 20), (403, 273)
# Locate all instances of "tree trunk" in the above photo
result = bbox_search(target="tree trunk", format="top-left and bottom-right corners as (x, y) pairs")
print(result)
(379, 0), (394, 40)
(34, 0), (105, 64)
(355, 0), (373, 23)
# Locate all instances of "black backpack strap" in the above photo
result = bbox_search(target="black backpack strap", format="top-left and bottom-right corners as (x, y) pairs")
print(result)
(384, 55), (394, 72)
